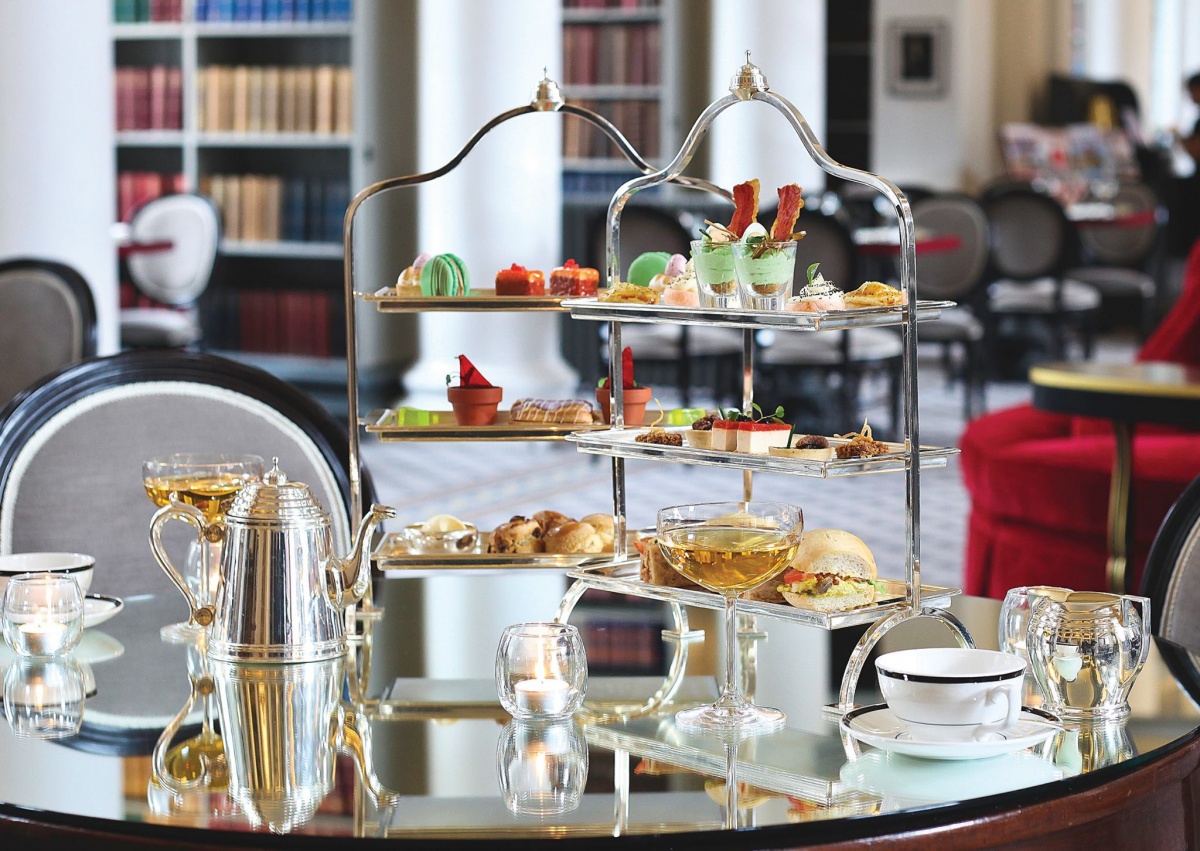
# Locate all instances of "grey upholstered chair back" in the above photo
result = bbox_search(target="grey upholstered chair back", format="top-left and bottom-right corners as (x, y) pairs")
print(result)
(1078, 182), (1159, 267)
(793, 211), (857, 291)
(0, 366), (351, 599)
(0, 259), (96, 410)
(911, 195), (991, 301)
(588, 205), (691, 280)
(984, 190), (1070, 280)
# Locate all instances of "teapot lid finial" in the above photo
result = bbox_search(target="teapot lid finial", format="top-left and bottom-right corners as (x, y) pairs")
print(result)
(263, 457), (288, 486)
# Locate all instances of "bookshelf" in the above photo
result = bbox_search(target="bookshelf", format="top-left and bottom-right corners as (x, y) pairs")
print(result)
(560, 0), (676, 207)
(111, 0), (370, 371)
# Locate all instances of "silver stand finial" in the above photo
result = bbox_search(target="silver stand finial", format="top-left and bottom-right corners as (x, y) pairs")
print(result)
(730, 51), (769, 100)
(531, 69), (565, 112)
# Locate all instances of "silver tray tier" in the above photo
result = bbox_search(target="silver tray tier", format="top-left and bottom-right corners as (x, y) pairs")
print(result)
(566, 428), (959, 478)
(567, 561), (959, 631)
(563, 297), (955, 330)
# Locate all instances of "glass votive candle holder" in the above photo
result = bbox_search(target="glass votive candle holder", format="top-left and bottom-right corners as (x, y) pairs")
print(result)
(496, 718), (589, 816)
(3, 656), (87, 739)
(732, 240), (798, 311)
(690, 240), (740, 309)
(496, 622), (587, 720)
(2, 572), (84, 657)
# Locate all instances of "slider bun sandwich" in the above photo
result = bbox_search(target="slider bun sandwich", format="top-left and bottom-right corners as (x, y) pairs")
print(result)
(777, 529), (881, 612)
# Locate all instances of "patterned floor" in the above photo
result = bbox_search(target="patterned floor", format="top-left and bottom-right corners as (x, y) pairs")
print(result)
(362, 334), (1138, 591)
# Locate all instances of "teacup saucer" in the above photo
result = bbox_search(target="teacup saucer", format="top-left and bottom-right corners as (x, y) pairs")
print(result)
(84, 595), (123, 629)
(840, 704), (1062, 761)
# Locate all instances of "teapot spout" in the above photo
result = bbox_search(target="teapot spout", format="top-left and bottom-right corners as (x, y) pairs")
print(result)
(328, 504), (397, 608)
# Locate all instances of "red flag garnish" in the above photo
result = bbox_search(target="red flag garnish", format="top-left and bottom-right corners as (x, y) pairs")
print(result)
(727, 179), (761, 238)
(456, 354), (493, 387)
(621, 346), (635, 389)
(772, 183), (804, 242)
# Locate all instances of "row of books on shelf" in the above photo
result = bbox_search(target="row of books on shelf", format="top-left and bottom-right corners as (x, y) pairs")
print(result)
(199, 173), (349, 244)
(563, 23), (661, 86)
(197, 65), (352, 135)
(201, 287), (345, 357)
(115, 66), (182, 132)
(113, 0), (183, 22)
(117, 171), (187, 222)
(578, 620), (664, 673)
(193, 0), (352, 22)
(562, 170), (664, 198)
(563, 98), (660, 159)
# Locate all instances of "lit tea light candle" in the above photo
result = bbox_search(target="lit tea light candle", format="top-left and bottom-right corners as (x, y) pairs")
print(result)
(514, 677), (571, 716)
(18, 622), (69, 656)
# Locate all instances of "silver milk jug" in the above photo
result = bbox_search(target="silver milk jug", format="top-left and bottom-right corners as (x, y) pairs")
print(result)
(151, 458), (395, 662)
(1027, 591), (1150, 722)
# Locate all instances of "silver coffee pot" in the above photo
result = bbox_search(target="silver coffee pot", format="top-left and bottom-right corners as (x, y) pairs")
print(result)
(151, 458), (395, 662)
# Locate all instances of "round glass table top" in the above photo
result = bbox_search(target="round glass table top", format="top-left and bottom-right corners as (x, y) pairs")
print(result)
(1, 594), (1198, 846)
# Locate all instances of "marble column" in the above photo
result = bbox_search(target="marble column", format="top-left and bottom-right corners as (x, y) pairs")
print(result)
(0, 2), (117, 353)
(405, 0), (574, 407)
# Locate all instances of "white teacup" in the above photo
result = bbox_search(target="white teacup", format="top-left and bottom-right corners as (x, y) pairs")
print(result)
(0, 553), (94, 597)
(876, 648), (1026, 743)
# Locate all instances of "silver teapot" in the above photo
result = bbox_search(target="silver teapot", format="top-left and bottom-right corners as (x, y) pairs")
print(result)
(1027, 591), (1150, 722)
(151, 458), (395, 662)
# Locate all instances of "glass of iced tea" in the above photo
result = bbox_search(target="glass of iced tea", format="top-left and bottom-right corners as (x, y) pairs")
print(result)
(143, 453), (264, 642)
(657, 501), (803, 734)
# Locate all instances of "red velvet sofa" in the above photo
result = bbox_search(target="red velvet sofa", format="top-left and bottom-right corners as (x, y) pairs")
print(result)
(961, 240), (1200, 598)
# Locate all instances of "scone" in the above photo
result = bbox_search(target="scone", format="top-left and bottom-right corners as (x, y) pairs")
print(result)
(579, 513), (615, 549)
(533, 510), (572, 536)
(487, 516), (544, 553)
(545, 521), (605, 555)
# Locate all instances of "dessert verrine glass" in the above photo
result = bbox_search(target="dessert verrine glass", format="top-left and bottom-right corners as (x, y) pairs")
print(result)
(732, 240), (798, 311)
(656, 501), (803, 734)
(690, 240), (740, 309)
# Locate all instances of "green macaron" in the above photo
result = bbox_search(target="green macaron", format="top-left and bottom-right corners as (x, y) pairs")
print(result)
(421, 253), (470, 296)
(626, 251), (672, 287)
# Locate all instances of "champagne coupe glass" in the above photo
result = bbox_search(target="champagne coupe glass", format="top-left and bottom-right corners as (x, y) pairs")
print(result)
(656, 501), (803, 734)
(143, 453), (265, 642)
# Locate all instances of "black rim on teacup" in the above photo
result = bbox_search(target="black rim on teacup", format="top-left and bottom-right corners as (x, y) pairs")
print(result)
(876, 648), (1026, 684)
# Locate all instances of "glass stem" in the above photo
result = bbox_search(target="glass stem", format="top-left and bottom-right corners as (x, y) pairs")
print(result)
(721, 593), (740, 705)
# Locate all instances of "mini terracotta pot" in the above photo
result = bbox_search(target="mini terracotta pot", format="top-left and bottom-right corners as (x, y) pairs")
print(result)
(596, 385), (652, 426)
(448, 386), (502, 426)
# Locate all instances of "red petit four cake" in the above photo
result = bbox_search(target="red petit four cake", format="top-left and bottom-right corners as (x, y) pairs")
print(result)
(495, 264), (545, 296)
(549, 259), (599, 297)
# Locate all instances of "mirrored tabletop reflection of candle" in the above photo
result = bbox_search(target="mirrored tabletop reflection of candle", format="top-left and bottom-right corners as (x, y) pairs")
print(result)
(513, 678), (571, 715)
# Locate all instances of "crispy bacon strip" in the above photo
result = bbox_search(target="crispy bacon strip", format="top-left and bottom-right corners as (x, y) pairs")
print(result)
(772, 183), (804, 241)
(727, 179), (761, 238)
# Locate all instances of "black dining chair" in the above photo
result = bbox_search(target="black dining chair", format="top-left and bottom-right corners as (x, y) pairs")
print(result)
(0, 257), (97, 411)
(756, 208), (903, 435)
(907, 194), (992, 419)
(981, 184), (1101, 371)
(1064, 181), (1164, 338)
(0, 350), (373, 599)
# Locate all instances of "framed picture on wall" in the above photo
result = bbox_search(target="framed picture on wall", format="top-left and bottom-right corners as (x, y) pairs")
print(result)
(887, 19), (948, 98)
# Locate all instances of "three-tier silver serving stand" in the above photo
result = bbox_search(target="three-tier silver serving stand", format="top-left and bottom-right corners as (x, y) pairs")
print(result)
(343, 60), (974, 721)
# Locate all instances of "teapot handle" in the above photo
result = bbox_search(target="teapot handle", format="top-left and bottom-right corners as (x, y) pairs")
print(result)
(149, 500), (219, 628)
(1124, 595), (1152, 670)
(151, 674), (213, 797)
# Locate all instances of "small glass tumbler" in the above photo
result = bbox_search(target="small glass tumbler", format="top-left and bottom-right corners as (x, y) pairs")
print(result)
(690, 240), (740, 309)
(496, 719), (589, 816)
(2, 572), (84, 657)
(3, 656), (87, 739)
(496, 622), (587, 720)
(732, 241), (798, 311)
